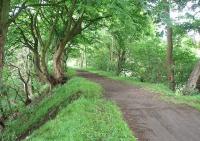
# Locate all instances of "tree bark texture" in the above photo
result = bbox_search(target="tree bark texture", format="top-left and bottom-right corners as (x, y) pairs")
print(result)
(164, 0), (176, 91)
(0, 0), (10, 101)
(166, 26), (175, 90)
(185, 60), (200, 92)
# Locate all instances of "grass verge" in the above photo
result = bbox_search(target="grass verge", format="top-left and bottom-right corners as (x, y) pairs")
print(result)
(26, 98), (135, 141)
(84, 68), (200, 111)
(1, 77), (135, 141)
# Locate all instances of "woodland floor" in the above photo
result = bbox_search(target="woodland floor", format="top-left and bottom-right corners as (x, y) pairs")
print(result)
(78, 70), (200, 141)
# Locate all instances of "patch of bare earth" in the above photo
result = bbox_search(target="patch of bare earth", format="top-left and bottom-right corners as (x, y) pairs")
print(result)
(78, 71), (200, 141)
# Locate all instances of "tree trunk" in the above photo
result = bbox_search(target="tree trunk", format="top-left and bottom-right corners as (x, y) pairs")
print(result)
(108, 38), (114, 71)
(117, 49), (126, 76)
(117, 58), (122, 75)
(186, 29), (200, 91)
(164, 0), (176, 91)
(33, 51), (47, 82)
(0, 0), (10, 94)
(34, 51), (58, 86)
(0, 120), (5, 131)
(41, 45), (49, 78)
(185, 60), (200, 92)
(166, 27), (175, 90)
(0, 29), (4, 92)
(24, 83), (31, 105)
(0, 1), (10, 129)
(53, 42), (67, 84)
(0, 102), (5, 131)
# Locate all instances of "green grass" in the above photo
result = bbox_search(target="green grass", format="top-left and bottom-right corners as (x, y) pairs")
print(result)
(84, 68), (200, 111)
(1, 77), (135, 141)
(26, 98), (135, 141)
(1, 77), (102, 141)
(66, 68), (77, 78)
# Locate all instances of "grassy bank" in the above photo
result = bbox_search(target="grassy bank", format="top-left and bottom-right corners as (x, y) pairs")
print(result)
(84, 68), (200, 111)
(1, 77), (135, 141)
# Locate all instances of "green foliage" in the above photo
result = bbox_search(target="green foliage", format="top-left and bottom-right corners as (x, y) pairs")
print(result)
(127, 36), (166, 82)
(173, 47), (197, 86)
(66, 68), (77, 78)
(127, 36), (197, 86)
(88, 31), (198, 88)
(88, 33), (197, 88)
(88, 46), (116, 72)
(1, 67), (25, 117)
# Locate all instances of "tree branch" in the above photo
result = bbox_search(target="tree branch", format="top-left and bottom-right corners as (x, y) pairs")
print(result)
(8, 64), (26, 83)
(7, 1), (27, 26)
(82, 15), (112, 31)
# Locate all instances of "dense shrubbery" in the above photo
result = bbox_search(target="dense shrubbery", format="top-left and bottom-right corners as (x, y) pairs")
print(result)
(128, 37), (197, 86)
(88, 36), (198, 89)
(88, 47), (117, 72)
(0, 68), (77, 123)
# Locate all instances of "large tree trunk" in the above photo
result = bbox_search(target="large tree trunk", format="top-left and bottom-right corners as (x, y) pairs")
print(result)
(52, 17), (83, 83)
(33, 51), (58, 86)
(53, 42), (67, 84)
(33, 51), (47, 82)
(185, 60), (200, 92)
(0, 30), (4, 91)
(166, 26), (175, 90)
(164, 0), (175, 91)
(0, 2), (9, 130)
(0, 0), (10, 130)
(0, 0), (10, 91)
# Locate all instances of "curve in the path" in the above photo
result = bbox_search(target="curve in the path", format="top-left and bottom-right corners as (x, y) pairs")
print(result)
(78, 71), (200, 141)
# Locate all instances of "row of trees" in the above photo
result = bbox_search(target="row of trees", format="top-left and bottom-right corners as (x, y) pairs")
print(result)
(0, 0), (149, 129)
(77, 0), (200, 93)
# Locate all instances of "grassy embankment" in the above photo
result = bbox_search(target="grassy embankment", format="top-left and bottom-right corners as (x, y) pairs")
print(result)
(84, 68), (200, 111)
(1, 76), (135, 141)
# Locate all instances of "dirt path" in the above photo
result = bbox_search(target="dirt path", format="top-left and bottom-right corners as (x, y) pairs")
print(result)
(78, 71), (200, 141)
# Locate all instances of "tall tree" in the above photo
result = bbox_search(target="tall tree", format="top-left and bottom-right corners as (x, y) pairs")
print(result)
(13, 1), (109, 85)
(164, 0), (175, 90)
(0, 0), (10, 130)
(0, 0), (10, 93)
(0, 0), (27, 90)
(109, 0), (148, 75)
(0, 0), (27, 128)
(173, 0), (200, 92)
(14, 0), (146, 86)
